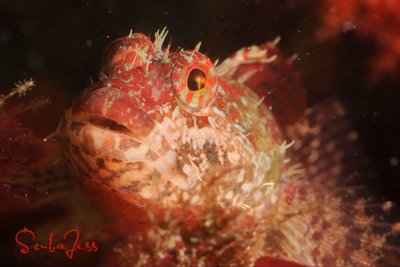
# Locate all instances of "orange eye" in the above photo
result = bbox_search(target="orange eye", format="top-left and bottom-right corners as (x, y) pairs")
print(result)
(187, 68), (207, 91)
(171, 51), (218, 114)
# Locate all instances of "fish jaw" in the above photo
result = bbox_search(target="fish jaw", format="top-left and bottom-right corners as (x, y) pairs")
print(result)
(59, 86), (199, 207)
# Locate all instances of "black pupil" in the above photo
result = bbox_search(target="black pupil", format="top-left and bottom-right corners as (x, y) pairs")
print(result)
(187, 68), (207, 91)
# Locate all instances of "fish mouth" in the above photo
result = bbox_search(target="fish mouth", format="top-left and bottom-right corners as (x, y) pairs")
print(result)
(87, 116), (131, 133)
(75, 115), (137, 138)
(69, 114), (157, 159)
(64, 113), (198, 198)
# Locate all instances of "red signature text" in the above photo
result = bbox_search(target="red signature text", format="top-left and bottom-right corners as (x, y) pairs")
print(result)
(15, 228), (98, 260)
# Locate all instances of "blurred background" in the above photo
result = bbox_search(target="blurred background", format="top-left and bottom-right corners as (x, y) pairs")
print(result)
(0, 0), (399, 204)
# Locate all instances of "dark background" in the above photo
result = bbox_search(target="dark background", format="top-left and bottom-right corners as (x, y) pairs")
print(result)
(0, 0), (399, 204)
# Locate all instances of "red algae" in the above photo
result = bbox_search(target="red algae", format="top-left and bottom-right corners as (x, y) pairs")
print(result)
(0, 113), (57, 177)
(317, 0), (400, 82)
(0, 81), (57, 177)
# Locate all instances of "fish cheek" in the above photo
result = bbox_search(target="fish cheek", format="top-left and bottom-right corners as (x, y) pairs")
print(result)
(111, 162), (167, 204)
(64, 120), (170, 206)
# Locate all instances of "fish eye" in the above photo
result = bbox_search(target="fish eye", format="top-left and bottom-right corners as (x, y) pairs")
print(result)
(187, 68), (207, 91)
(171, 51), (218, 114)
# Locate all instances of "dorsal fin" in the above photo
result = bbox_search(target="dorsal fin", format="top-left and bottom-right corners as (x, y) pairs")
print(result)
(217, 42), (307, 130)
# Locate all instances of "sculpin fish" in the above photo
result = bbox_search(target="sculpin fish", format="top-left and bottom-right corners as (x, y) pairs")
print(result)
(58, 28), (399, 266)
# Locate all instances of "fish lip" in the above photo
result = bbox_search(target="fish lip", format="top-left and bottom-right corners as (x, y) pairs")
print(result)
(67, 114), (198, 191)
(65, 114), (151, 160)
(64, 83), (201, 191)
(66, 114), (148, 150)
(80, 115), (139, 139)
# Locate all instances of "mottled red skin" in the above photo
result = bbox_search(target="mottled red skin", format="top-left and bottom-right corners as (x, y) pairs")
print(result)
(60, 30), (305, 213)
(69, 28), (400, 267)
(56, 30), (313, 266)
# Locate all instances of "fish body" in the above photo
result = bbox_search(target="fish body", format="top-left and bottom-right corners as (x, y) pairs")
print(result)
(58, 29), (399, 266)
(59, 30), (295, 210)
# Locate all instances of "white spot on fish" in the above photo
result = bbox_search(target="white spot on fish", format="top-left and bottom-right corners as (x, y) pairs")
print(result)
(233, 123), (246, 133)
(113, 135), (121, 151)
(171, 131), (180, 141)
(208, 117), (217, 128)
(176, 118), (183, 127)
(162, 104), (170, 114)
(225, 190), (234, 200)
(240, 97), (249, 107)
(182, 164), (192, 176)
(237, 169), (245, 183)
(92, 130), (106, 150)
(172, 106), (180, 120)
(227, 152), (240, 165)
(218, 86), (226, 95)
(212, 106), (226, 118)
(124, 144), (149, 161)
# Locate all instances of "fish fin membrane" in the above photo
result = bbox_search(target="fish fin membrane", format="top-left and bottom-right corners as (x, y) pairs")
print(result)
(291, 97), (369, 186)
(219, 41), (307, 128)
(267, 98), (400, 266)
